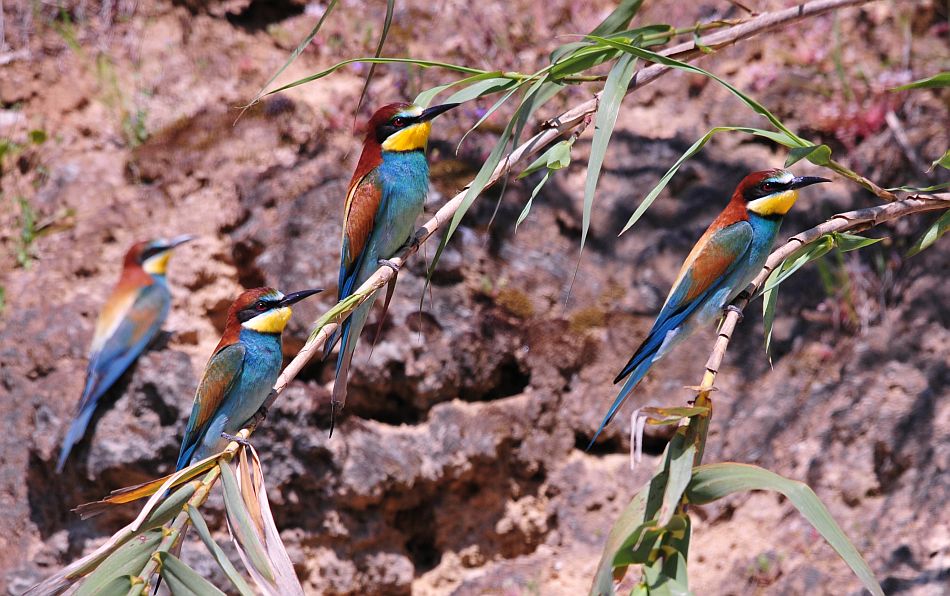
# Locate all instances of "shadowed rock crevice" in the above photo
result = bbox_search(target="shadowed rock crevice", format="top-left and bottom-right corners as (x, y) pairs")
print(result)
(225, 0), (306, 30)
(376, 450), (554, 575)
(343, 346), (532, 425)
(394, 504), (440, 572)
(574, 426), (670, 457)
(27, 452), (76, 540)
(459, 352), (531, 403)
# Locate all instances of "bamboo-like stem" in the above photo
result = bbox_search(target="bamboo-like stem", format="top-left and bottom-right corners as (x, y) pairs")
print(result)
(126, 481), (212, 595)
(826, 160), (899, 201)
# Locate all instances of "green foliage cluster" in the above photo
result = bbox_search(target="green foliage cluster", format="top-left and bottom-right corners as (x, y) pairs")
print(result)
(1, 127), (58, 271)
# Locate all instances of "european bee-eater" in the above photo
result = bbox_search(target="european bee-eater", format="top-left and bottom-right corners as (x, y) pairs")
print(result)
(57, 235), (194, 472)
(590, 169), (829, 445)
(324, 101), (458, 428)
(176, 287), (321, 470)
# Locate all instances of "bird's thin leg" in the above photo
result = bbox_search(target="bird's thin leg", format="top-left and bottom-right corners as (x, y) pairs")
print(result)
(406, 228), (425, 252)
(723, 304), (744, 323)
(221, 432), (252, 448)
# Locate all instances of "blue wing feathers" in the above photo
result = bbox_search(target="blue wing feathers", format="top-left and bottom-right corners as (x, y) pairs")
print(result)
(326, 186), (392, 364)
(176, 343), (246, 471)
(57, 284), (169, 471)
(613, 282), (719, 383)
(591, 221), (756, 449)
(589, 358), (654, 449)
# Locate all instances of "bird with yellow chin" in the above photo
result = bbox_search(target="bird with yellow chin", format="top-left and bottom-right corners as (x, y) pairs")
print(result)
(176, 286), (321, 470)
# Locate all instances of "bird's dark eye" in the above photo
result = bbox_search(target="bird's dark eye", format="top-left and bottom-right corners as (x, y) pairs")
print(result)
(255, 301), (267, 311)
(392, 117), (406, 127)
(761, 181), (777, 191)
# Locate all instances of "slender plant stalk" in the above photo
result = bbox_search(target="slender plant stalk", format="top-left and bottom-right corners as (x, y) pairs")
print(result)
(825, 160), (899, 201)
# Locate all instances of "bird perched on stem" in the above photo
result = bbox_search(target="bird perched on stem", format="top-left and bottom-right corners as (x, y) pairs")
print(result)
(57, 235), (194, 473)
(590, 169), (829, 447)
(324, 101), (458, 432)
(176, 287), (321, 470)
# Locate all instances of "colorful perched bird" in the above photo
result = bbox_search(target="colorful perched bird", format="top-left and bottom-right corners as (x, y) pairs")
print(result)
(176, 287), (321, 470)
(57, 235), (194, 472)
(324, 101), (458, 428)
(590, 169), (829, 445)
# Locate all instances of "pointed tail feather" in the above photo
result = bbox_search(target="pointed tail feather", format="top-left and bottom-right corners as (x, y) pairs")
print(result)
(331, 327), (356, 411)
(329, 347), (353, 439)
(323, 326), (342, 361)
(368, 275), (398, 361)
(56, 403), (97, 473)
(176, 439), (200, 473)
(330, 302), (372, 432)
(587, 358), (655, 451)
(613, 310), (690, 384)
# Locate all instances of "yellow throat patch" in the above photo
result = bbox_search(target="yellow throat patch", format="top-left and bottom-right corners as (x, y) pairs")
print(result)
(242, 306), (292, 333)
(748, 189), (799, 217)
(143, 252), (172, 275)
(381, 121), (432, 152)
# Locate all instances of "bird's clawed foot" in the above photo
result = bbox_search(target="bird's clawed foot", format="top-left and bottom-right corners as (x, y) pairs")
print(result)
(221, 432), (252, 448)
(408, 232), (424, 252)
(251, 405), (268, 427)
(378, 258), (401, 274)
(724, 304), (744, 323)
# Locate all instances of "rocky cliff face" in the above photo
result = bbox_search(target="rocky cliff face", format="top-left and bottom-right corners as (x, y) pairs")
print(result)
(1, 1), (947, 594)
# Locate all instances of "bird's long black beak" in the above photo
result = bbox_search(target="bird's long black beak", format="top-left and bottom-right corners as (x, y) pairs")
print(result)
(419, 103), (459, 122)
(279, 289), (323, 307)
(789, 176), (831, 189)
(167, 234), (196, 248)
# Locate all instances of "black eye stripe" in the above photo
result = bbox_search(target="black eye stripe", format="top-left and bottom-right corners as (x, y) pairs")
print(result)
(236, 299), (278, 322)
(743, 180), (790, 202)
(375, 115), (417, 143)
(139, 246), (167, 263)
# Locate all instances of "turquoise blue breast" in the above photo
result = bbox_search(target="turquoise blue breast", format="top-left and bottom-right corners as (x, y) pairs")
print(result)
(375, 150), (430, 254)
(228, 329), (283, 428)
(380, 150), (429, 209)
